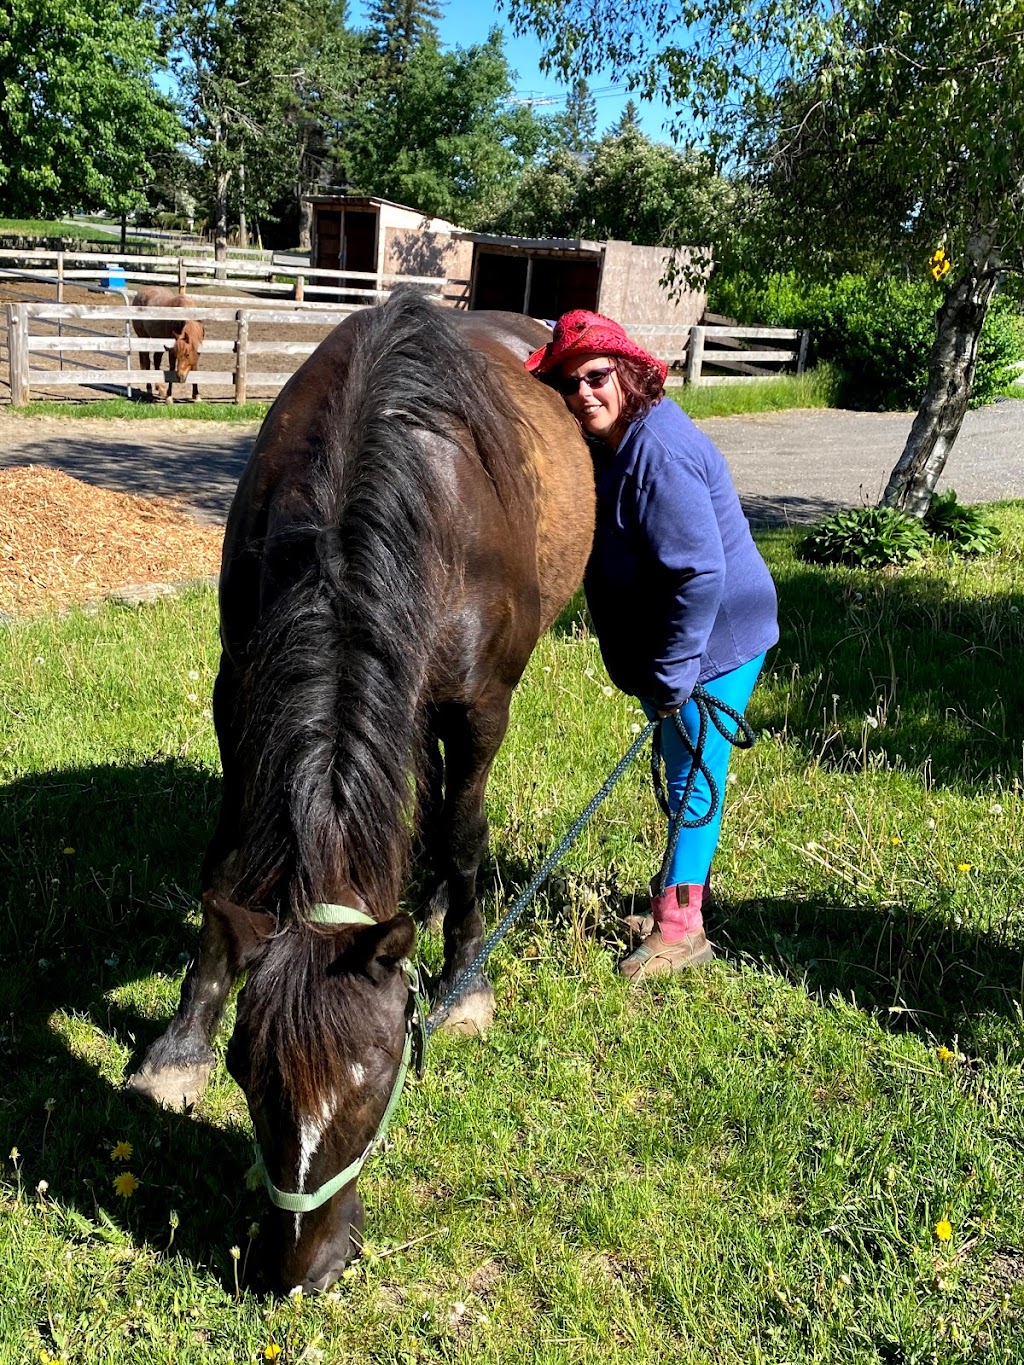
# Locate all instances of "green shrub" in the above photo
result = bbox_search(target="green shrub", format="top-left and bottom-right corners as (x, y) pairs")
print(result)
(973, 295), (1024, 405)
(923, 489), (1001, 555)
(797, 495), (1001, 569)
(711, 271), (1024, 411)
(796, 507), (933, 568)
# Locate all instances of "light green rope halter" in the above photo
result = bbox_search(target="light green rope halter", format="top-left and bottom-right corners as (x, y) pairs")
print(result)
(246, 902), (424, 1215)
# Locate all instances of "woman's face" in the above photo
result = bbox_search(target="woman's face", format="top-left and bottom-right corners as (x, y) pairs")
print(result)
(558, 353), (625, 443)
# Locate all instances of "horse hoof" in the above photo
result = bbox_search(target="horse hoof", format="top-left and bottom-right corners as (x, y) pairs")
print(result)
(125, 1059), (215, 1111)
(438, 983), (495, 1037)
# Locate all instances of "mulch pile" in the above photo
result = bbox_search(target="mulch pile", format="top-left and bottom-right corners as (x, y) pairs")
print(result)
(0, 465), (223, 616)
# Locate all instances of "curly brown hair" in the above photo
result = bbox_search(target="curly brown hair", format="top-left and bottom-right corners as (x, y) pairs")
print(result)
(612, 355), (666, 424)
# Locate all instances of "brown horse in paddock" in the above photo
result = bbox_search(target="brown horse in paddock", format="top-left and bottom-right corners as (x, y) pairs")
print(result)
(127, 292), (595, 1293)
(131, 286), (205, 402)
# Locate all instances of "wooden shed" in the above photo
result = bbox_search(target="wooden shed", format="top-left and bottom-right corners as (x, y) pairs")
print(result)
(307, 195), (473, 303)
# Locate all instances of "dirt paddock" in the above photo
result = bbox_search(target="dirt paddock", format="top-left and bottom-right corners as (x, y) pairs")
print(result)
(0, 276), (342, 404)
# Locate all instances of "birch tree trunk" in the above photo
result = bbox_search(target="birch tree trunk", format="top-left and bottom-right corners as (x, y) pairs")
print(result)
(880, 230), (1000, 516)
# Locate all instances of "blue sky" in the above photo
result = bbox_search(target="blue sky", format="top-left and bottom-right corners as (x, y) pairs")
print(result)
(349, 0), (680, 142)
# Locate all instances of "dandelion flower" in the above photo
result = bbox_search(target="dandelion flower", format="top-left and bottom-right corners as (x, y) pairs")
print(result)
(264, 1346), (282, 1361)
(934, 1218), (953, 1242)
(957, 863), (973, 872)
(890, 836), (902, 845)
(36, 1180), (49, 1195)
(62, 847), (75, 856)
(937, 1046), (955, 1063)
(113, 1171), (139, 1198)
(229, 1245), (240, 1260)
(110, 1140), (133, 1161)
(9, 1147), (19, 1162)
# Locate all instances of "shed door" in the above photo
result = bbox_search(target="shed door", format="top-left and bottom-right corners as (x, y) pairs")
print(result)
(342, 210), (377, 275)
(472, 251), (528, 311)
(315, 210), (342, 272)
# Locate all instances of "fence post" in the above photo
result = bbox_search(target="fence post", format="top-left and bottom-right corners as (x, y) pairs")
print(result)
(796, 328), (810, 375)
(7, 304), (30, 405)
(56, 252), (64, 303)
(294, 274), (304, 302)
(687, 325), (705, 386)
(234, 310), (248, 405)
(178, 257), (187, 293)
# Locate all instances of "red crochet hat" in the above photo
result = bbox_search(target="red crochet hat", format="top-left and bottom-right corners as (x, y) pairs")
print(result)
(525, 309), (668, 386)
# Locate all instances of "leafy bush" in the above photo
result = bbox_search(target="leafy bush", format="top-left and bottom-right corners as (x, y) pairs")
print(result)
(797, 495), (1001, 569)
(973, 296), (1024, 404)
(923, 489), (1001, 555)
(711, 272), (1024, 411)
(796, 507), (933, 568)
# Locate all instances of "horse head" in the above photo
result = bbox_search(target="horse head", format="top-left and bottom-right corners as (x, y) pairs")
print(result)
(204, 893), (416, 1293)
(169, 318), (204, 383)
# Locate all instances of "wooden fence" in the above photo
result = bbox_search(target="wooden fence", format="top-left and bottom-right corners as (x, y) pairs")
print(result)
(0, 248), (453, 305)
(687, 323), (810, 385)
(5, 301), (361, 405)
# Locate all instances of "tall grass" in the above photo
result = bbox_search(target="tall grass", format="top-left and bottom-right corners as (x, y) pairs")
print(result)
(669, 365), (844, 419)
(11, 399), (270, 423)
(2, 509), (1023, 1363)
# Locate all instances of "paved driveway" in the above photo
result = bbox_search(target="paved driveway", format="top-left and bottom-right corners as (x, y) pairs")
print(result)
(2, 398), (1023, 527)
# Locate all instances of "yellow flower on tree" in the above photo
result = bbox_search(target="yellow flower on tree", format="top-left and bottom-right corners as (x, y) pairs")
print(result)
(113, 1171), (139, 1198)
(929, 246), (951, 281)
(935, 1218), (953, 1242)
(110, 1140), (133, 1162)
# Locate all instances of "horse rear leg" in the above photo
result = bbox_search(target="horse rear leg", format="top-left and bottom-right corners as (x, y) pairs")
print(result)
(138, 347), (154, 401)
(431, 694), (512, 1036)
(126, 662), (245, 1109)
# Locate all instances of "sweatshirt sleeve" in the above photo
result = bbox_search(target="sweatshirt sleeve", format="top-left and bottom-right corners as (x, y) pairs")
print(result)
(634, 446), (725, 707)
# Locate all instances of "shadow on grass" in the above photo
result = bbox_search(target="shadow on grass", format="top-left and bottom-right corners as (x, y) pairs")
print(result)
(755, 552), (1024, 790)
(0, 758), (262, 1283)
(702, 891), (1020, 1062)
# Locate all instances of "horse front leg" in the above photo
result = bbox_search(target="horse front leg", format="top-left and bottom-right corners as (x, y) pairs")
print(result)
(125, 904), (239, 1109)
(138, 348), (153, 401)
(127, 663), (245, 1109)
(432, 694), (511, 1036)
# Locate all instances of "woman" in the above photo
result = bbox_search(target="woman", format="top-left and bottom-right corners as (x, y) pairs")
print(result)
(526, 310), (778, 980)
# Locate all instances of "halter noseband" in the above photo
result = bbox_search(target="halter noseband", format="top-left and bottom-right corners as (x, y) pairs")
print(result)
(246, 903), (425, 1214)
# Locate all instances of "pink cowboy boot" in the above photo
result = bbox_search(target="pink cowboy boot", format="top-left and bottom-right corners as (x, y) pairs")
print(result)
(619, 882), (715, 979)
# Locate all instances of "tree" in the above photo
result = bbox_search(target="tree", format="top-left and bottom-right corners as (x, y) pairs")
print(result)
(0, 0), (181, 220)
(555, 78), (597, 159)
(163, 0), (360, 257)
(365, 0), (443, 67)
(506, 0), (1024, 515)
(344, 28), (543, 227)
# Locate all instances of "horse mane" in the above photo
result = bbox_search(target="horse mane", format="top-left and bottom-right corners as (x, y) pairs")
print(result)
(232, 290), (529, 924)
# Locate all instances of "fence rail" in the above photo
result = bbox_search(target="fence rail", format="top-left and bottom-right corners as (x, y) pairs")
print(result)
(686, 324), (810, 385)
(5, 301), (360, 405)
(0, 247), (451, 305)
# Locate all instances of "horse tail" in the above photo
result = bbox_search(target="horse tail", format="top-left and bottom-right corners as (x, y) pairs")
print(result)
(234, 290), (525, 919)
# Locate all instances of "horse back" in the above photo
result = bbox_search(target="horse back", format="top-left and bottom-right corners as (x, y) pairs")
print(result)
(132, 287), (204, 342)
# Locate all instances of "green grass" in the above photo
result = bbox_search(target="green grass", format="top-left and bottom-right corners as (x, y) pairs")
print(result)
(10, 399), (270, 423)
(669, 364), (843, 418)
(0, 218), (135, 244)
(3, 510), (1024, 1362)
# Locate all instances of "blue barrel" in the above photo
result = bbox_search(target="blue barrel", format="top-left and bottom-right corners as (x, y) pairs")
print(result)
(101, 261), (127, 289)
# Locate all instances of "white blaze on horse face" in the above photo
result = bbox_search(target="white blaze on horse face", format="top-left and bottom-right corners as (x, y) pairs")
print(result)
(293, 1091), (338, 1244)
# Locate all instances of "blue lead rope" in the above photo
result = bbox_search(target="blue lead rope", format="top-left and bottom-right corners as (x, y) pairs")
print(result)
(426, 684), (756, 1036)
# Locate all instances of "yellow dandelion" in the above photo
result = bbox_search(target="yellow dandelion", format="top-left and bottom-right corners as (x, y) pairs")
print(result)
(937, 1046), (956, 1063)
(957, 863), (973, 872)
(113, 1171), (139, 1198)
(264, 1345), (283, 1361)
(110, 1140), (134, 1161)
(62, 847), (75, 855)
(934, 1218), (953, 1242)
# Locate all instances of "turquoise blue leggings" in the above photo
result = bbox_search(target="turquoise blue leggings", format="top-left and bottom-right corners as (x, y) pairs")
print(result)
(642, 652), (765, 889)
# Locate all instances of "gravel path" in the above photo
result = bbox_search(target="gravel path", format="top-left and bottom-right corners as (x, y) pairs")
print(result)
(2, 398), (1023, 527)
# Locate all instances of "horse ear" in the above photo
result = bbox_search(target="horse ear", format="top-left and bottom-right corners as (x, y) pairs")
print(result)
(335, 913), (416, 986)
(202, 890), (275, 969)
(170, 319), (186, 339)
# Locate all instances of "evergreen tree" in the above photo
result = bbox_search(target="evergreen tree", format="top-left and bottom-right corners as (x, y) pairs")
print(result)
(365, 0), (443, 66)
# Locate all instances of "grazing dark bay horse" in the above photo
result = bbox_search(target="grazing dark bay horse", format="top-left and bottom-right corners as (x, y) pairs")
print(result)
(127, 292), (594, 1292)
(132, 286), (205, 402)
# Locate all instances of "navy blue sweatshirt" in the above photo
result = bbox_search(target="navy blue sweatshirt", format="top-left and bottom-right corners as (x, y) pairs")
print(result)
(583, 397), (779, 709)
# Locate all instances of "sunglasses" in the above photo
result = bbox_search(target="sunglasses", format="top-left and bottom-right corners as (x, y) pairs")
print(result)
(553, 366), (617, 397)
